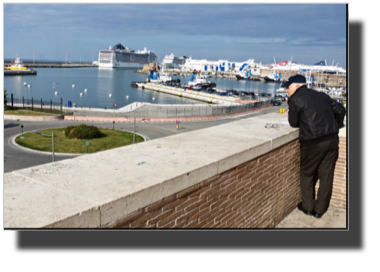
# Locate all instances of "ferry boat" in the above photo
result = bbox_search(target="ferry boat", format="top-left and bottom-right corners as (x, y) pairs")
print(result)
(98, 43), (158, 69)
(6, 55), (27, 70)
(263, 72), (282, 83)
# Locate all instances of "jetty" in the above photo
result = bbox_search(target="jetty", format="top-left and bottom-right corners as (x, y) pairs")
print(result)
(131, 82), (257, 105)
(4, 69), (37, 76)
(4, 61), (98, 68)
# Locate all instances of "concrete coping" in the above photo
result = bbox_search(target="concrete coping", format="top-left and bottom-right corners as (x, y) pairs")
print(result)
(3, 112), (346, 228)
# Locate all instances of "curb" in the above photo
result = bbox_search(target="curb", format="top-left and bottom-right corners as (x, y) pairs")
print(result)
(4, 114), (64, 122)
(11, 128), (148, 156)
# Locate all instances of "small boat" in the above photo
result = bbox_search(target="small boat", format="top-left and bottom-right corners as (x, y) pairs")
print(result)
(6, 55), (27, 70)
(263, 72), (282, 83)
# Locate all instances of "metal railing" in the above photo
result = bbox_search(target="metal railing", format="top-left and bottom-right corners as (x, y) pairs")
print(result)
(5, 94), (63, 115)
(67, 100), (272, 119)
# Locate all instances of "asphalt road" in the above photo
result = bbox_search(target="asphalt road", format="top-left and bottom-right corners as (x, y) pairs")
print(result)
(3, 105), (284, 173)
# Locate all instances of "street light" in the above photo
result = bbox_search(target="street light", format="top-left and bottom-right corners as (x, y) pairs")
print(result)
(23, 82), (31, 115)
(53, 82), (60, 111)
(21, 125), (23, 135)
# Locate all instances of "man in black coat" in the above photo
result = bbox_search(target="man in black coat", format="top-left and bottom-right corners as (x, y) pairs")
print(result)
(282, 75), (346, 218)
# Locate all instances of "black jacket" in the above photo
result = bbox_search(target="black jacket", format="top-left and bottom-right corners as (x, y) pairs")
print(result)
(288, 85), (346, 146)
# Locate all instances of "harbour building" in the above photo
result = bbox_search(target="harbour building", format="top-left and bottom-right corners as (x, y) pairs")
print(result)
(180, 57), (261, 73)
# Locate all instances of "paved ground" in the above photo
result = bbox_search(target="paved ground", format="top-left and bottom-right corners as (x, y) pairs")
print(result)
(3, 105), (281, 173)
(276, 206), (346, 228)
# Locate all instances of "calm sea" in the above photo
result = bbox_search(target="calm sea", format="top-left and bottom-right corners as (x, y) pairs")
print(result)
(4, 68), (281, 109)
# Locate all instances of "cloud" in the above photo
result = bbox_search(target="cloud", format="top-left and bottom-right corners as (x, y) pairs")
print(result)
(4, 3), (347, 67)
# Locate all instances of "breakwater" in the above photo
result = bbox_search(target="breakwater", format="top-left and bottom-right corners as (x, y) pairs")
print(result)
(4, 69), (37, 76)
(4, 61), (97, 68)
(132, 82), (252, 105)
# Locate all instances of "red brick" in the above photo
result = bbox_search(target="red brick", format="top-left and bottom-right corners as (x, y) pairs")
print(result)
(160, 221), (176, 229)
(244, 160), (259, 171)
(176, 197), (201, 212)
(236, 160), (252, 170)
(247, 189), (263, 202)
(228, 167), (247, 178)
(210, 174), (231, 188)
(255, 164), (268, 174)
(201, 220), (216, 228)
(228, 186), (245, 199)
(162, 197), (187, 211)
(220, 177), (240, 190)
(185, 198), (207, 212)
(146, 208), (175, 225)
(145, 195), (176, 212)
(224, 212), (240, 226)
(233, 200), (248, 213)
(210, 198), (228, 211)
(225, 198), (242, 212)
(109, 209), (144, 228)
(199, 175), (219, 187)
(176, 184), (200, 198)
(218, 198), (235, 211)
(157, 210), (184, 227)
(237, 168), (255, 180)
(188, 185), (211, 198)
(199, 209), (217, 223)
(258, 153), (272, 164)
(240, 170), (260, 183)
(176, 208), (200, 225)
(130, 209), (162, 227)
(200, 186), (219, 199)
(188, 208), (210, 223)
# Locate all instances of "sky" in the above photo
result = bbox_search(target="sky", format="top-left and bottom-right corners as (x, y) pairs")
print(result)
(3, 3), (347, 68)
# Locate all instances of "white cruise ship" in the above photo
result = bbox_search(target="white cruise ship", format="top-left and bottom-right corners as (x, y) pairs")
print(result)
(161, 53), (188, 69)
(98, 43), (158, 68)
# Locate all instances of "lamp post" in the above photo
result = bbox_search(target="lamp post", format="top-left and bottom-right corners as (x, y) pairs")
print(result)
(23, 82), (31, 115)
(28, 84), (31, 113)
(53, 82), (60, 111)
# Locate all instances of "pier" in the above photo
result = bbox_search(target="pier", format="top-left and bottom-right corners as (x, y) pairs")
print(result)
(4, 61), (98, 68)
(132, 82), (256, 105)
(4, 69), (37, 76)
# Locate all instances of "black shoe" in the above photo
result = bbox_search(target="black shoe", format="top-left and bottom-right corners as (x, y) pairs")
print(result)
(313, 212), (324, 219)
(297, 202), (315, 216)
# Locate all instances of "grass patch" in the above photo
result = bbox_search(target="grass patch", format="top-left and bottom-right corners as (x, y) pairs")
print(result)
(15, 127), (144, 154)
(4, 106), (63, 116)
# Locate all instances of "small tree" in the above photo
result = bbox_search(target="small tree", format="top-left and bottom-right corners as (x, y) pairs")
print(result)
(4, 87), (8, 107)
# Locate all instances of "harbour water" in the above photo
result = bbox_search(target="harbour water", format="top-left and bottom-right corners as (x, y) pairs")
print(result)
(4, 68), (281, 109)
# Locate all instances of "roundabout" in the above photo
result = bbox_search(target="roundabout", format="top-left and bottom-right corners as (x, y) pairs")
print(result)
(14, 126), (145, 154)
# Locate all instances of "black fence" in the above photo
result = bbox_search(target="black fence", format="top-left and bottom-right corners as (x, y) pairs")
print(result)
(5, 94), (63, 115)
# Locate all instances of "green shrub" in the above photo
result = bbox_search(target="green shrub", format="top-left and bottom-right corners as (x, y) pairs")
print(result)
(65, 124), (103, 140)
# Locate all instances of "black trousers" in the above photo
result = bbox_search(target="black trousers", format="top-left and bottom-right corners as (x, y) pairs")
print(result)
(300, 138), (339, 214)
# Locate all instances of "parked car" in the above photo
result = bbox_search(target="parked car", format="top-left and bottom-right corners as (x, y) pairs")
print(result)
(271, 97), (282, 106)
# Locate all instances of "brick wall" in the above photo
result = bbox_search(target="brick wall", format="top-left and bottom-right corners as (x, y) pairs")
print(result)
(315, 136), (347, 209)
(107, 139), (302, 229)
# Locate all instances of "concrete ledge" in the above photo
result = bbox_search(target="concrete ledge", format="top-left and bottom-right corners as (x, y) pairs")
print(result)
(4, 115), (64, 121)
(4, 112), (299, 228)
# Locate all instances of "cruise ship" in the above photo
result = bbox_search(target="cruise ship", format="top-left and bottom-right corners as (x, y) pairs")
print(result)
(161, 53), (188, 69)
(98, 43), (158, 68)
